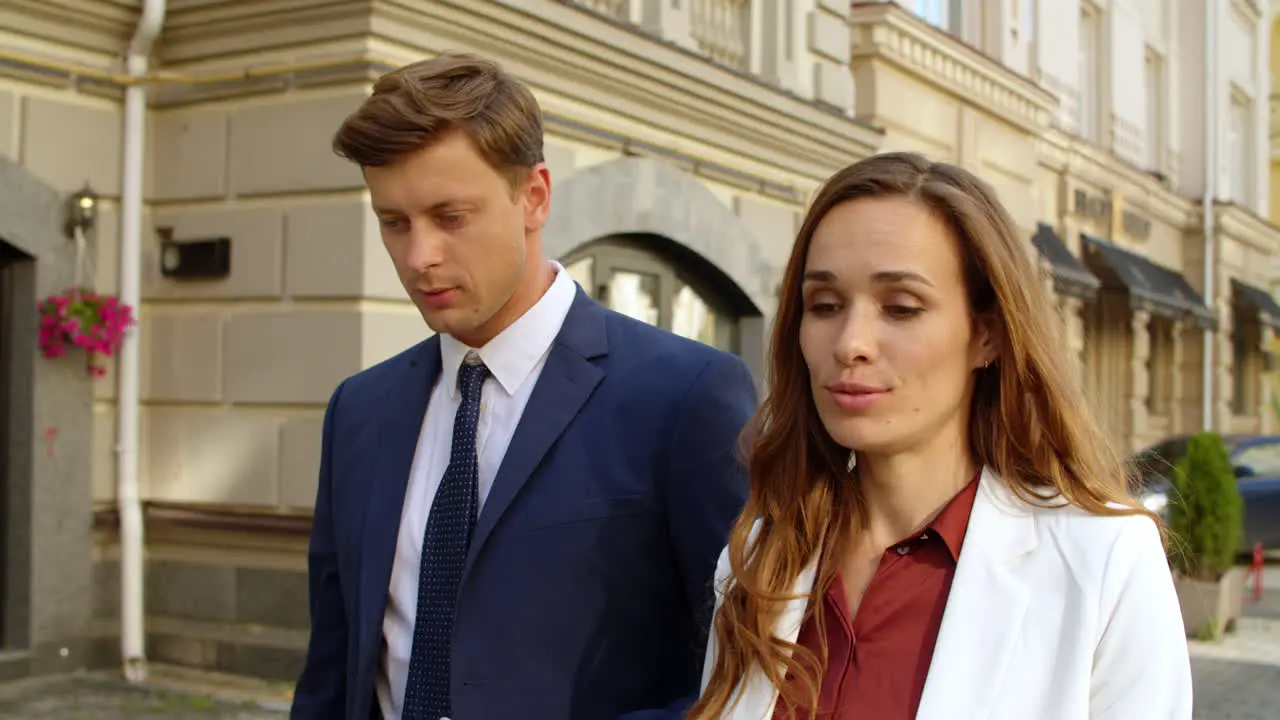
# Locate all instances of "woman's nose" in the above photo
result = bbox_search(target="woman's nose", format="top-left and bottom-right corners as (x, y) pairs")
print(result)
(834, 304), (877, 366)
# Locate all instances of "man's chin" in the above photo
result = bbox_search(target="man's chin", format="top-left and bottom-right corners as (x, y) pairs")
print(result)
(419, 310), (486, 343)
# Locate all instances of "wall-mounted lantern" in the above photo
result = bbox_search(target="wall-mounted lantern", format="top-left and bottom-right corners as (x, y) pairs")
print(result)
(64, 184), (99, 239)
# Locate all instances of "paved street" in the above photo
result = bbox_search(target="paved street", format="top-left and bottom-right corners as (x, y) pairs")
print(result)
(0, 570), (1275, 718)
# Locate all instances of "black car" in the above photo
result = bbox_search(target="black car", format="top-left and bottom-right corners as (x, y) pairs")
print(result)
(1130, 434), (1280, 551)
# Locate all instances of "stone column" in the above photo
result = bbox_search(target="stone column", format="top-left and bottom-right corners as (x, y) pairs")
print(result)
(1216, 308), (1235, 433)
(1170, 319), (1186, 434)
(1059, 295), (1086, 389)
(1129, 309), (1152, 452)
(1260, 325), (1275, 434)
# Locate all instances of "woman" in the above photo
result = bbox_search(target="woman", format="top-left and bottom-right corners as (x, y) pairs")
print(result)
(691, 153), (1191, 720)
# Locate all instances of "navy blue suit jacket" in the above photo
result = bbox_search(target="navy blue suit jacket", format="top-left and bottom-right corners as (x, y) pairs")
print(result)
(291, 289), (757, 719)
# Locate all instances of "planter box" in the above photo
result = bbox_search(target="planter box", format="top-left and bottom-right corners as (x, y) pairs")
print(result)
(1174, 566), (1248, 639)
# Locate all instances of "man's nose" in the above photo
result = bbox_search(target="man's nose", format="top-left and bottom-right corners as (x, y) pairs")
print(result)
(403, 225), (447, 271)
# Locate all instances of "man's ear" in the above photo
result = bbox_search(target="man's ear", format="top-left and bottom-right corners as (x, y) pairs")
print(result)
(524, 163), (551, 232)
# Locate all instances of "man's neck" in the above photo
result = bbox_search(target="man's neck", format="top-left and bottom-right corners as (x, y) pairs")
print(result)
(455, 259), (557, 348)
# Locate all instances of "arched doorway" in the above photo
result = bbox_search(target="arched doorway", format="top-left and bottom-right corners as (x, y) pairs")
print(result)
(562, 233), (756, 354)
(0, 239), (31, 645)
(544, 156), (775, 383)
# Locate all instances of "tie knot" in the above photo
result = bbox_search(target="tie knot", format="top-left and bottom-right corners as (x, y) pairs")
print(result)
(458, 353), (489, 399)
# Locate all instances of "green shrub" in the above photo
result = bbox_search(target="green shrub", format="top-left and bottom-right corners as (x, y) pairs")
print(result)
(1167, 431), (1244, 580)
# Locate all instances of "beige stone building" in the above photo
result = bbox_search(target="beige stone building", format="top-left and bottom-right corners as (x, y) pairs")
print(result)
(0, 0), (1275, 682)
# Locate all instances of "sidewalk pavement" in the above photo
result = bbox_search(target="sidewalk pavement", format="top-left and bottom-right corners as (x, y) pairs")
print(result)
(1189, 566), (1280, 720)
(0, 666), (289, 720)
(0, 568), (1275, 719)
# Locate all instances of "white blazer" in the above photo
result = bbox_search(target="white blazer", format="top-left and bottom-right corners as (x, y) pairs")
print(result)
(700, 468), (1193, 720)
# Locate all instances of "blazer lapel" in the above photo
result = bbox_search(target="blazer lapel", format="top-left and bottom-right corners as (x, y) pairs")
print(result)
(726, 554), (822, 720)
(356, 337), (440, 676)
(463, 290), (608, 577)
(915, 468), (1036, 720)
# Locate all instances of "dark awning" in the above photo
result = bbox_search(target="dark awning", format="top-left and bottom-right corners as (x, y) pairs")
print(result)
(1030, 223), (1100, 301)
(1231, 279), (1280, 331)
(1082, 235), (1217, 329)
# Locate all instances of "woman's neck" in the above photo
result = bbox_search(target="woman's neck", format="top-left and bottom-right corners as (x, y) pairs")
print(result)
(856, 434), (977, 547)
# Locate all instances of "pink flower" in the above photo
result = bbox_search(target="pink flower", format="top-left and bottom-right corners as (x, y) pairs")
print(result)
(37, 288), (135, 378)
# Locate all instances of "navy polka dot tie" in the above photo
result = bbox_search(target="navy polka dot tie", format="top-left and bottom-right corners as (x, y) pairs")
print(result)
(403, 355), (489, 720)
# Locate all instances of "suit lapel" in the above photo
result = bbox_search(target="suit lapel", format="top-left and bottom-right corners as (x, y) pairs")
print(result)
(356, 337), (440, 676)
(915, 468), (1036, 720)
(463, 290), (608, 577)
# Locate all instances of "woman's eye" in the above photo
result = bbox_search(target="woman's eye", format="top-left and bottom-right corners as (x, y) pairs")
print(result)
(807, 302), (839, 315)
(884, 305), (923, 319)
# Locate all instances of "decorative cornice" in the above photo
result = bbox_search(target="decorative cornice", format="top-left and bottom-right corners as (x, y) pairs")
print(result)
(1039, 129), (1193, 229)
(848, 2), (1057, 134)
(373, 0), (882, 181)
(1, 0), (139, 60)
(1215, 202), (1280, 253)
(145, 0), (882, 187)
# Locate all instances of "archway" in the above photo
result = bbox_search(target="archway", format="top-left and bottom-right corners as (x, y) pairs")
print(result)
(544, 156), (776, 383)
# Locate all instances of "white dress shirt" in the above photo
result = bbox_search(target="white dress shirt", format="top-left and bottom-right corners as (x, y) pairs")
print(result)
(376, 264), (577, 720)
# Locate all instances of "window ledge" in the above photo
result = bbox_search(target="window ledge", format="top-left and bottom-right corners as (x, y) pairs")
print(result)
(848, 2), (1056, 134)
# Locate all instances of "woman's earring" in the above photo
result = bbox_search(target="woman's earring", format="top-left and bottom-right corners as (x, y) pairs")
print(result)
(847, 451), (857, 472)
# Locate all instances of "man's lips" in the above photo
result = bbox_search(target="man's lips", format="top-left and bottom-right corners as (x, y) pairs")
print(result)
(418, 287), (460, 309)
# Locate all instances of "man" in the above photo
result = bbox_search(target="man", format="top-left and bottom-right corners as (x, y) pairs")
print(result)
(290, 53), (758, 720)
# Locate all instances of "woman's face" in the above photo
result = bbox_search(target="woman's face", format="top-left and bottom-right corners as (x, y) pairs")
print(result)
(798, 195), (994, 458)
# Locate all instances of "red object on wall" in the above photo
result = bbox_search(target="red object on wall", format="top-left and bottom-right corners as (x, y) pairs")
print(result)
(43, 427), (58, 457)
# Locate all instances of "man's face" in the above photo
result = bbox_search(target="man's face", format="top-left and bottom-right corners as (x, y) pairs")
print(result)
(364, 131), (550, 346)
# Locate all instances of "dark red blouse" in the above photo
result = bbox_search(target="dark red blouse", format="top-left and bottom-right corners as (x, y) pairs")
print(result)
(773, 476), (980, 720)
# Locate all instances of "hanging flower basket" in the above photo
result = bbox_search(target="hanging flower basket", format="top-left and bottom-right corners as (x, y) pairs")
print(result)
(38, 288), (136, 377)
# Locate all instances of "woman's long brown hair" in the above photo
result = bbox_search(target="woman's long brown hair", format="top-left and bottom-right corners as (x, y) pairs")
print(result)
(689, 153), (1162, 719)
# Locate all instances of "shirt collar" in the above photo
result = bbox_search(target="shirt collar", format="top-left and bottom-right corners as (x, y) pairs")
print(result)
(927, 472), (981, 561)
(438, 262), (577, 398)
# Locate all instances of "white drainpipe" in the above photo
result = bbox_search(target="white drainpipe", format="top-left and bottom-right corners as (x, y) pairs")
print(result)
(1201, 0), (1218, 433)
(117, 0), (166, 684)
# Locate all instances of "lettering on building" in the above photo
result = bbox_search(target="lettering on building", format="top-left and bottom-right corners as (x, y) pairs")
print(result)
(1122, 210), (1152, 240)
(1073, 188), (1112, 224)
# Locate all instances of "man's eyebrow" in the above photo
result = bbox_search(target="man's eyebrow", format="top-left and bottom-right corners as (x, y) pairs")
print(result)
(372, 200), (476, 215)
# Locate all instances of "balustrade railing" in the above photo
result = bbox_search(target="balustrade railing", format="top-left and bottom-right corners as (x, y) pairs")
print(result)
(572, 0), (627, 20)
(690, 0), (750, 70)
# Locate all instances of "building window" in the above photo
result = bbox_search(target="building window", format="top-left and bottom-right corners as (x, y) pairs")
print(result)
(1226, 92), (1252, 204)
(1232, 311), (1261, 416)
(1144, 48), (1164, 172)
(562, 236), (741, 353)
(1078, 7), (1099, 142)
(909, 0), (963, 35)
